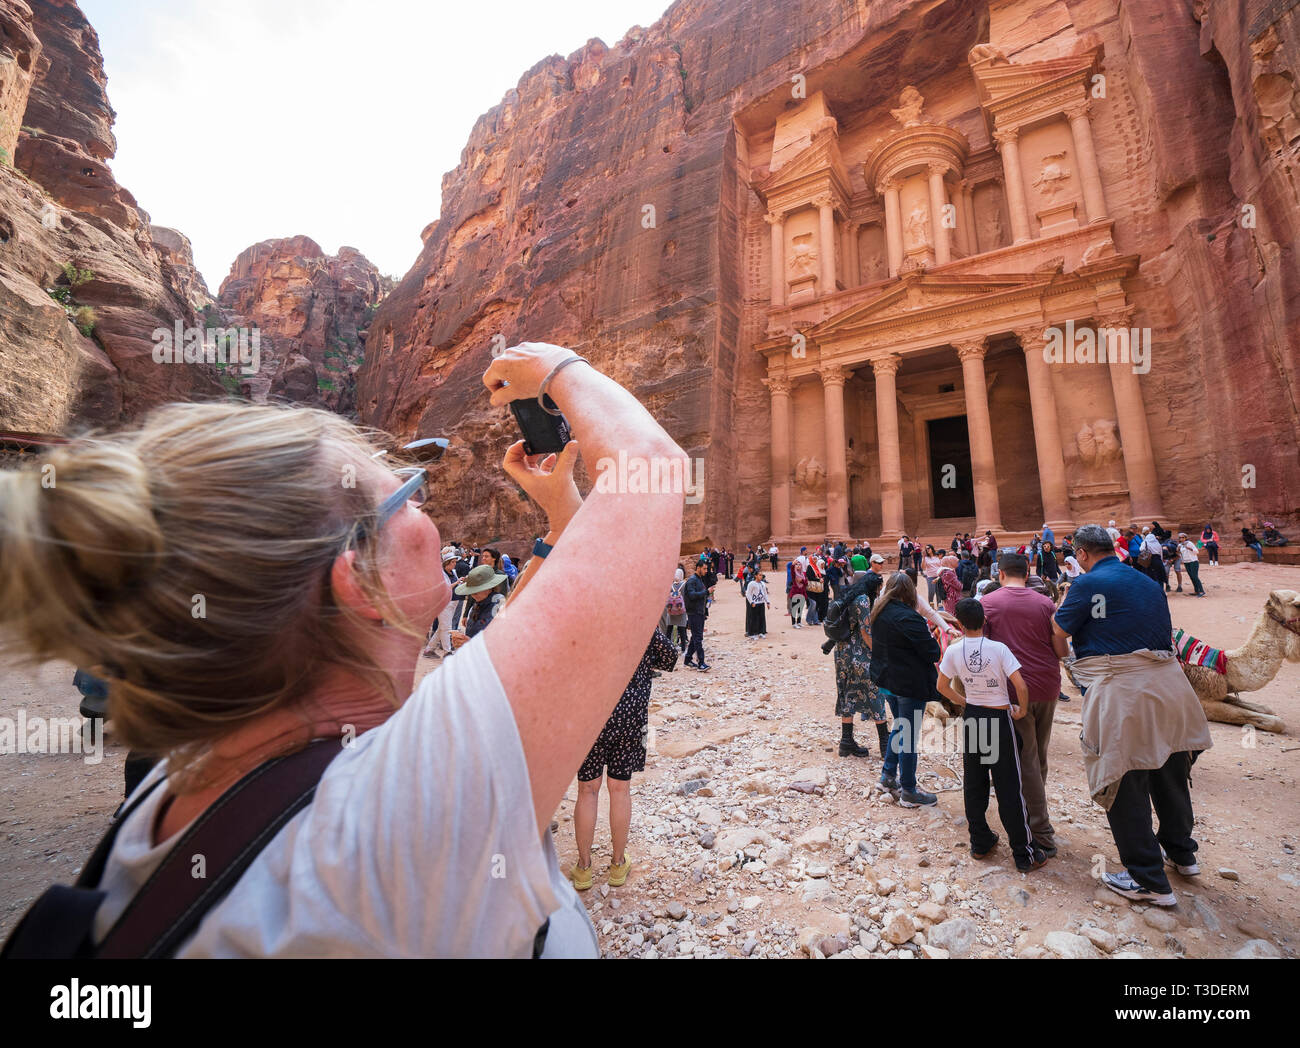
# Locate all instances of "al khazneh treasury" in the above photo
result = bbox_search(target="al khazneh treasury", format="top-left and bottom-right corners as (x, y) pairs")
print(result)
(358, 1), (1300, 547)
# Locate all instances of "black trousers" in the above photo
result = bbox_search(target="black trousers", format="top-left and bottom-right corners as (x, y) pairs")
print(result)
(962, 705), (1035, 866)
(685, 611), (707, 665)
(1105, 751), (1197, 894)
(769, 554), (778, 569)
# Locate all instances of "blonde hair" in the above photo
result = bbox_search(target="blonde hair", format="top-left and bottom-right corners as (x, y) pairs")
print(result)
(0, 401), (418, 775)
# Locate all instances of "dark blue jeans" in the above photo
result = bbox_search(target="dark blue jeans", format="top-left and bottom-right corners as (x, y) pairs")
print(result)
(685, 612), (707, 666)
(1249, 542), (1264, 561)
(880, 688), (927, 791)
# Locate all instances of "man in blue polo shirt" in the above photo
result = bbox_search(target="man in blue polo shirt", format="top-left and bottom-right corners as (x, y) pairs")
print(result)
(1053, 524), (1210, 907)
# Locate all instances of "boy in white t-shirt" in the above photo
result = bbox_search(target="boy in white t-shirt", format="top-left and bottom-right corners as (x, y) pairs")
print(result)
(938, 598), (1049, 873)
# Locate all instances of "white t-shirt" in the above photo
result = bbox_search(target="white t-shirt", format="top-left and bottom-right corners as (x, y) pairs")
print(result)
(1179, 541), (1200, 564)
(90, 639), (599, 958)
(768, 545), (777, 555)
(939, 636), (1022, 709)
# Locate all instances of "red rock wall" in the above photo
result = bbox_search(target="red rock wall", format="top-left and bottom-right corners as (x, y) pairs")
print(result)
(350, 0), (1300, 542)
(215, 237), (389, 414)
(0, 0), (220, 431)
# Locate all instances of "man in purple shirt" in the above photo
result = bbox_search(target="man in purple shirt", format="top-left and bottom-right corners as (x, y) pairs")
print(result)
(981, 552), (1070, 856)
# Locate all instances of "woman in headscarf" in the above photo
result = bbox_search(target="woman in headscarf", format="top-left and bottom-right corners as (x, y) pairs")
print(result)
(1200, 524), (1220, 566)
(939, 554), (963, 616)
(788, 557), (808, 628)
(833, 569), (888, 761)
(744, 571), (770, 638)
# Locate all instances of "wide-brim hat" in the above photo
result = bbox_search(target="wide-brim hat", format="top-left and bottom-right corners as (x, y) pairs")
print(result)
(455, 564), (507, 595)
(440, 546), (459, 563)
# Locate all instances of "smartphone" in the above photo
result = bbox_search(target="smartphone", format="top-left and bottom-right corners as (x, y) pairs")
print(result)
(510, 394), (572, 456)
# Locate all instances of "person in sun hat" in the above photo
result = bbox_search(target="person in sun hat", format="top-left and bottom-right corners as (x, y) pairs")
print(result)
(451, 563), (509, 643)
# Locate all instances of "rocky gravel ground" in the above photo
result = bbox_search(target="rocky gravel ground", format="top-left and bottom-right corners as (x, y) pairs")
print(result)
(550, 562), (1300, 959)
(2, 563), (1297, 958)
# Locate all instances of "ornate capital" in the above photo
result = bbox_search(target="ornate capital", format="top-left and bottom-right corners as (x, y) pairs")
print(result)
(817, 362), (848, 388)
(992, 126), (1020, 148)
(871, 353), (902, 377)
(812, 193), (834, 210)
(927, 160), (949, 178)
(764, 211), (784, 226)
(1014, 327), (1048, 354)
(1094, 308), (1134, 330)
(763, 372), (792, 397)
(953, 337), (989, 362)
(875, 177), (902, 197)
(1063, 99), (1093, 122)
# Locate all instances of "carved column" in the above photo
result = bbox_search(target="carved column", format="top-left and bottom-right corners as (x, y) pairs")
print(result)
(960, 180), (979, 256)
(872, 354), (905, 538)
(815, 195), (837, 295)
(1017, 326), (1074, 533)
(1099, 310), (1164, 519)
(819, 363), (851, 538)
(955, 337), (1005, 533)
(1065, 101), (1108, 223)
(927, 163), (952, 265)
(879, 179), (904, 278)
(765, 212), (786, 308)
(765, 372), (793, 539)
(993, 127), (1032, 244)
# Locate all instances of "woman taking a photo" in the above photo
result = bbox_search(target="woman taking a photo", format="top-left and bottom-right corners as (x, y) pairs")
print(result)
(0, 342), (686, 958)
(869, 572), (942, 808)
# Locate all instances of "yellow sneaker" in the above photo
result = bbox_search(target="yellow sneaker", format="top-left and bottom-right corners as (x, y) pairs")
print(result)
(608, 853), (631, 887)
(570, 863), (593, 891)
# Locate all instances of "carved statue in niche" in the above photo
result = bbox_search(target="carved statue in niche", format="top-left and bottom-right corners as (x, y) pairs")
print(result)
(1032, 151), (1072, 200)
(1076, 419), (1123, 468)
(905, 203), (931, 249)
(968, 43), (1008, 66)
(864, 250), (887, 283)
(891, 86), (926, 128)
(976, 193), (1004, 251)
(788, 233), (818, 281)
(794, 455), (826, 491)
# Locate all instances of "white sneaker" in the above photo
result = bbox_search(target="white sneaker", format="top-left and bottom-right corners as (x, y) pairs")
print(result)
(1161, 847), (1200, 876)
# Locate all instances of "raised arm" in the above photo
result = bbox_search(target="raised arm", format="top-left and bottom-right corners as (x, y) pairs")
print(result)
(481, 344), (686, 833)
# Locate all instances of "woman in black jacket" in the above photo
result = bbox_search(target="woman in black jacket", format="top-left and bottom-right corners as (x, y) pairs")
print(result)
(869, 572), (942, 807)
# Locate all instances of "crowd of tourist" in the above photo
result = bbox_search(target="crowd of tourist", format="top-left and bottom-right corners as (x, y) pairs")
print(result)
(0, 334), (1285, 957)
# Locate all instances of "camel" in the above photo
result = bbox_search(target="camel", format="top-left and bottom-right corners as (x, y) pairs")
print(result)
(1176, 589), (1300, 733)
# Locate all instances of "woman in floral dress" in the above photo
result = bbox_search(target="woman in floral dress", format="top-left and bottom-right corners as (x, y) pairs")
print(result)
(834, 575), (889, 760)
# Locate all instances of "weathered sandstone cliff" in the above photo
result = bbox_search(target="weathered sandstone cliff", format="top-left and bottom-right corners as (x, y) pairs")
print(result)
(216, 236), (390, 414)
(0, 0), (219, 433)
(358, 0), (1300, 545)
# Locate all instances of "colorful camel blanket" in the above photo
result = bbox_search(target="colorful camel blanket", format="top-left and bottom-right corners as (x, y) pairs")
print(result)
(1172, 627), (1227, 675)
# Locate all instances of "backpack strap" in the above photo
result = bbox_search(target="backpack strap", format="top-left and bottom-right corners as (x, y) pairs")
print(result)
(96, 738), (343, 958)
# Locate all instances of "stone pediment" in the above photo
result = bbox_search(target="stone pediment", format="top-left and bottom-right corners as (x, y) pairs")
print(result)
(805, 271), (1051, 341)
(754, 133), (851, 213)
(971, 44), (1103, 131)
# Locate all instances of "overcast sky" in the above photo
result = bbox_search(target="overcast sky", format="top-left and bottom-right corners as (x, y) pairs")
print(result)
(81, 0), (669, 290)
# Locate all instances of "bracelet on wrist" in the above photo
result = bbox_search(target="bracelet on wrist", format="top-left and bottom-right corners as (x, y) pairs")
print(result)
(538, 355), (589, 416)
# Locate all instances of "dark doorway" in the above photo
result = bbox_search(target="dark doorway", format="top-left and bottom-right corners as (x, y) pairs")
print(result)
(927, 416), (975, 519)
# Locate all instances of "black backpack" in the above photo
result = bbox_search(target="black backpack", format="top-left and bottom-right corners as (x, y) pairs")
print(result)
(823, 574), (878, 644)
